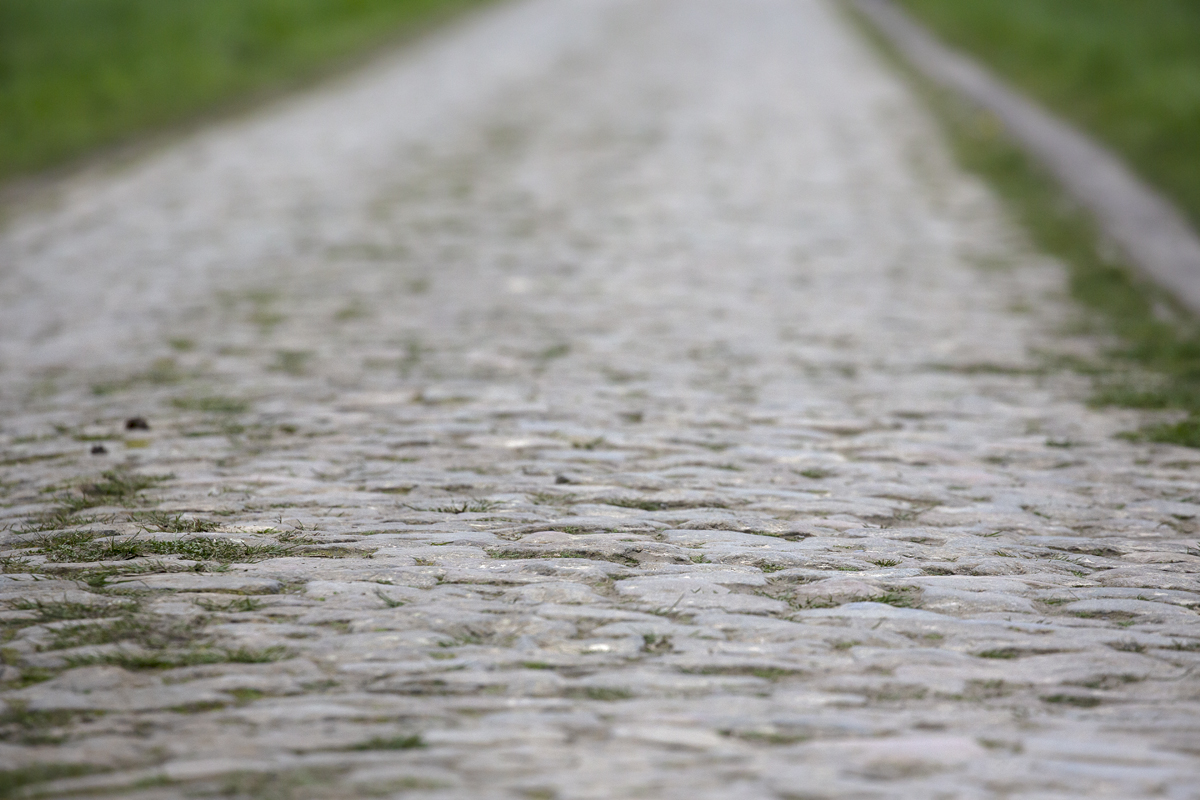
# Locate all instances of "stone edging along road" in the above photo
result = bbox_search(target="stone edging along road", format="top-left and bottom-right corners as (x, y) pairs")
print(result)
(855, 0), (1200, 316)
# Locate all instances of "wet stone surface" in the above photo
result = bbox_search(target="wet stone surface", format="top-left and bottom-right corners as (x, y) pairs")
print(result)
(0, 0), (1198, 797)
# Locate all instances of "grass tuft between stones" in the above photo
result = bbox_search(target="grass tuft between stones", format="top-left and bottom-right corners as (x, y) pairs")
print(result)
(0, 763), (105, 800)
(53, 469), (172, 514)
(131, 511), (221, 533)
(347, 734), (425, 751)
(20, 530), (292, 564)
(65, 644), (292, 671)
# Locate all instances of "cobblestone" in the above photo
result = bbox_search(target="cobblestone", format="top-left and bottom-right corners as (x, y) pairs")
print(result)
(1, 0), (1198, 797)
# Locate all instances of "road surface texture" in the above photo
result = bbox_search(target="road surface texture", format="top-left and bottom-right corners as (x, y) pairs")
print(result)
(1, 0), (1199, 798)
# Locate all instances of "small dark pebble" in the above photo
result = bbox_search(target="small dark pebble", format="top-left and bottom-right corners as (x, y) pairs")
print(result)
(555, 475), (573, 485)
(91, 444), (108, 455)
(125, 417), (150, 430)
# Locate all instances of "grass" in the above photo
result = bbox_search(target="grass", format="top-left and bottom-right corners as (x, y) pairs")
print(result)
(771, 585), (919, 612)
(48, 610), (292, 668)
(194, 596), (262, 613)
(132, 511), (220, 533)
(16, 508), (112, 538)
(4, 597), (138, 622)
(600, 498), (677, 512)
(798, 468), (835, 480)
(347, 734), (424, 751)
(488, 548), (640, 568)
(271, 350), (312, 376)
(896, 0), (1200, 234)
(0, 704), (89, 732)
(224, 644), (292, 663)
(641, 633), (672, 654)
(215, 767), (350, 799)
(21, 530), (292, 563)
(0, 0), (496, 185)
(53, 469), (172, 513)
(977, 647), (1021, 659)
(1041, 693), (1102, 708)
(856, 4), (1200, 447)
(0, 762), (102, 799)
(374, 588), (404, 608)
(419, 500), (500, 514)
(50, 614), (206, 651)
(66, 644), (290, 670)
(170, 396), (249, 414)
(600, 497), (726, 512)
(563, 687), (634, 702)
(684, 666), (805, 681)
(726, 729), (809, 746)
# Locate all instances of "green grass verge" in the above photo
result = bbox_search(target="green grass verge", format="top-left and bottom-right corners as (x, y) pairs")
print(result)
(853, 2), (1200, 447)
(0, 0), (494, 183)
(894, 0), (1200, 233)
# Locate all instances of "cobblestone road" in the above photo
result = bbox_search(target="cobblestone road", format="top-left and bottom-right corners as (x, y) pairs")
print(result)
(2, 0), (1199, 797)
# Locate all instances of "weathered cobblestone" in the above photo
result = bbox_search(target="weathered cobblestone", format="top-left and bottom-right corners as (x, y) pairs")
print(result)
(1, 0), (1198, 797)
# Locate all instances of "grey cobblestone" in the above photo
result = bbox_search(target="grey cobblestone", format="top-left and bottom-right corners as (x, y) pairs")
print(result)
(1, 0), (1198, 797)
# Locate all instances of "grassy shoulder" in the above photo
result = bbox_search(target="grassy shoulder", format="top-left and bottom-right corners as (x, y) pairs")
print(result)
(0, 0), (493, 183)
(894, 0), (1200, 234)
(852, 2), (1200, 447)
